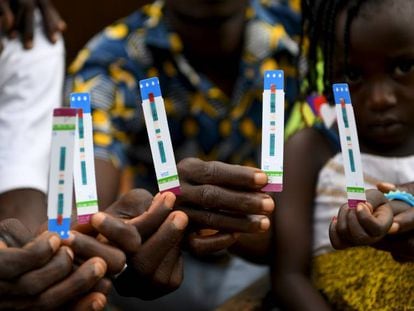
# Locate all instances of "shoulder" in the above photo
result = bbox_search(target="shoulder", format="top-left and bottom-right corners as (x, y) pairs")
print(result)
(286, 126), (335, 173)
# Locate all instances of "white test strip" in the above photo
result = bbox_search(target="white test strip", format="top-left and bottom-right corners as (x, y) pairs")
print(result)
(333, 83), (366, 208)
(70, 93), (99, 224)
(261, 70), (285, 192)
(47, 108), (77, 239)
(139, 77), (181, 194)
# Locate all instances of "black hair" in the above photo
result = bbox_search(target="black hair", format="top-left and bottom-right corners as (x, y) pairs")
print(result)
(300, 0), (377, 97)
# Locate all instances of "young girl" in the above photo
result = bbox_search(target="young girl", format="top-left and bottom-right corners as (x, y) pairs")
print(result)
(271, 0), (414, 309)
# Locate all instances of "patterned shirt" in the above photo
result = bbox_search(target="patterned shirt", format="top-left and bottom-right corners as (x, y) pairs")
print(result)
(66, 0), (301, 192)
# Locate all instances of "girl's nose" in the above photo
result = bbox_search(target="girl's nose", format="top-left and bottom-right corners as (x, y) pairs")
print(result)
(366, 77), (397, 111)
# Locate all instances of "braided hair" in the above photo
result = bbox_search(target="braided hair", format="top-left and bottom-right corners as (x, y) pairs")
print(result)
(300, 0), (379, 97)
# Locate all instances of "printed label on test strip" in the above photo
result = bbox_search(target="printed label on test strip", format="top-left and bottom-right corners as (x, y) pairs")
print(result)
(47, 108), (77, 238)
(70, 93), (99, 224)
(333, 83), (366, 208)
(139, 77), (181, 194)
(261, 70), (285, 192)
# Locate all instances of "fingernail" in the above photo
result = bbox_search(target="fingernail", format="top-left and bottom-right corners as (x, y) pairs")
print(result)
(388, 222), (400, 234)
(381, 182), (397, 191)
(0, 240), (7, 249)
(154, 192), (162, 200)
(254, 172), (267, 186)
(92, 212), (106, 227)
(92, 298), (105, 311)
(48, 235), (61, 252)
(51, 33), (58, 43)
(25, 40), (33, 49)
(356, 203), (365, 212)
(332, 216), (337, 223)
(163, 192), (176, 209)
(94, 260), (107, 277)
(172, 213), (187, 230)
(260, 217), (270, 231)
(262, 197), (275, 213)
(64, 246), (74, 260)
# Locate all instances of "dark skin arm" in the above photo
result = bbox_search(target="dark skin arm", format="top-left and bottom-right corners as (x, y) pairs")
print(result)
(271, 128), (332, 310)
(0, 189), (46, 234)
(0, 0), (65, 53)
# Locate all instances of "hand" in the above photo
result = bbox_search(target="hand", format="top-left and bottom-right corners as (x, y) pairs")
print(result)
(329, 189), (393, 249)
(94, 189), (189, 300)
(0, 0), (66, 53)
(0, 218), (108, 310)
(176, 158), (274, 255)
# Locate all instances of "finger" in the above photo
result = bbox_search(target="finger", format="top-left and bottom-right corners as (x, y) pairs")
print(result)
(398, 182), (414, 195)
(344, 208), (374, 245)
(178, 206), (270, 233)
(71, 292), (107, 311)
(128, 192), (175, 240)
(130, 211), (187, 276)
(91, 277), (112, 296)
(63, 231), (126, 276)
(169, 255), (184, 291)
(33, 257), (107, 310)
(37, 0), (66, 43)
(377, 182), (397, 193)
(180, 183), (274, 215)
(21, 0), (35, 49)
(151, 245), (181, 288)
(0, 231), (60, 279)
(186, 232), (239, 256)
(91, 212), (140, 253)
(0, 218), (33, 247)
(105, 188), (154, 219)
(365, 189), (387, 208)
(4, 246), (74, 296)
(0, 0), (14, 32)
(177, 158), (267, 190)
(0, 240), (7, 249)
(335, 203), (353, 244)
(392, 209), (414, 233)
(328, 217), (350, 249)
(356, 202), (393, 237)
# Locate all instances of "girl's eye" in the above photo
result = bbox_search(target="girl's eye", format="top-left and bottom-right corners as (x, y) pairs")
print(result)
(393, 60), (414, 76)
(344, 67), (362, 83)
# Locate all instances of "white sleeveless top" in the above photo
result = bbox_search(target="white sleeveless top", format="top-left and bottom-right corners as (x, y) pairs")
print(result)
(312, 152), (414, 256)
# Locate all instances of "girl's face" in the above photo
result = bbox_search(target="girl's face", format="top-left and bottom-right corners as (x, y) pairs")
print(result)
(333, 2), (414, 156)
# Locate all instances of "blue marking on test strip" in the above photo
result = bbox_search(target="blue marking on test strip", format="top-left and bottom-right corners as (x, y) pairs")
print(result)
(70, 93), (91, 113)
(158, 141), (166, 163)
(139, 77), (162, 101)
(348, 149), (356, 172)
(58, 193), (64, 216)
(270, 133), (275, 156)
(78, 114), (85, 139)
(59, 147), (66, 171)
(81, 161), (87, 185)
(264, 70), (284, 90)
(48, 218), (71, 239)
(341, 104), (349, 128)
(150, 100), (159, 121)
(332, 83), (352, 105)
(270, 92), (276, 113)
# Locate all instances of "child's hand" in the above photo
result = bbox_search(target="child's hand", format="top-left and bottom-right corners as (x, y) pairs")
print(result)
(329, 189), (393, 249)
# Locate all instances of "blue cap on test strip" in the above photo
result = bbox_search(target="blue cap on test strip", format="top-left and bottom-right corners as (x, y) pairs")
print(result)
(70, 93), (91, 113)
(264, 70), (284, 90)
(332, 83), (352, 105)
(139, 77), (162, 101)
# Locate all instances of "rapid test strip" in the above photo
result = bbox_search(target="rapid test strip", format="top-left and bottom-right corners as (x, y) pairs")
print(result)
(70, 93), (99, 224)
(261, 70), (285, 192)
(333, 83), (366, 208)
(139, 77), (181, 194)
(47, 108), (77, 239)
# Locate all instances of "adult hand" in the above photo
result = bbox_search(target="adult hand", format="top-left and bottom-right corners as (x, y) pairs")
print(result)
(176, 158), (274, 255)
(329, 189), (393, 249)
(0, 0), (66, 53)
(0, 218), (108, 310)
(92, 189), (188, 300)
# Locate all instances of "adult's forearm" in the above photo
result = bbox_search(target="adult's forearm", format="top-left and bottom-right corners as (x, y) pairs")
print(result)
(0, 189), (47, 234)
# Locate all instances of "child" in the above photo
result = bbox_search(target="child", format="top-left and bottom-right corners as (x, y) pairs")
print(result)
(271, 0), (414, 309)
